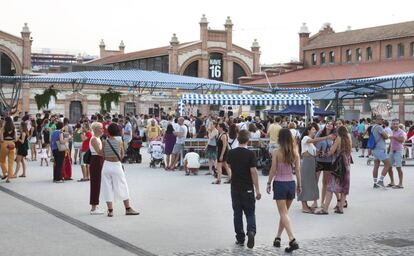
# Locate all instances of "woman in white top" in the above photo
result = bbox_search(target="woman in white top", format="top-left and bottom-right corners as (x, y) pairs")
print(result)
(89, 122), (105, 215)
(248, 123), (261, 140)
(228, 124), (239, 150)
(297, 125), (332, 213)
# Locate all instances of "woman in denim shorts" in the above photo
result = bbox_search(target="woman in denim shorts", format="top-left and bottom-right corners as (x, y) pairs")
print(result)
(266, 128), (302, 253)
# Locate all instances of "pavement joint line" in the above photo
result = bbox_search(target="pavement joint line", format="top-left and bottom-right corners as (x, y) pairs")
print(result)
(0, 185), (157, 256)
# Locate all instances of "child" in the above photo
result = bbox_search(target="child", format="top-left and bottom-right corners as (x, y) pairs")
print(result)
(39, 143), (49, 166)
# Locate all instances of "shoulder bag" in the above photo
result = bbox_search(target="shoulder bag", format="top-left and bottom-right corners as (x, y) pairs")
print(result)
(106, 139), (125, 172)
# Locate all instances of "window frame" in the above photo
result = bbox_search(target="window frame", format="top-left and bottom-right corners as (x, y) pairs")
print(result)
(385, 44), (393, 59)
(329, 51), (335, 63)
(366, 47), (373, 61)
(345, 49), (352, 63)
(398, 43), (405, 58)
(311, 53), (317, 65)
(356, 48), (362, 62)
(320, 52), (326, 65)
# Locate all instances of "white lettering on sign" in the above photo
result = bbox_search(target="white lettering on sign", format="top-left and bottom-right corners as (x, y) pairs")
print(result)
(209, 59), (221, 65)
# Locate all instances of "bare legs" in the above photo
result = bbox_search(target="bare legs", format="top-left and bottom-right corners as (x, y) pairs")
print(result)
(276, 199), (295, 241)
(14, 155), (27, 177)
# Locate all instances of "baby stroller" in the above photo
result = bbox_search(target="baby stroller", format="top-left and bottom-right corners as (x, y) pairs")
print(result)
(127, 135), (143, 164)
(260, 145), (272, 176)
(148, 140), (165, 168)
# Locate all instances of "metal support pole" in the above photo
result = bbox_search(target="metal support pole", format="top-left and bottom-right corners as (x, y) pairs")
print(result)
(335, 90), (340, 120)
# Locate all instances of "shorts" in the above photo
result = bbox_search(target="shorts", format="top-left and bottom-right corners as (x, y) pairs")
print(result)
(273, 180), (296, 200)
(172, 144), (184, 154)
(316, 161), (332, 172)
(29, 137), (37, 144)
(73, 142), (82, 149)
(362, 138), (368, 149)
(389, 150), (403, 167)
(205, 145), (217, 160)
(372, 149), (389, 161)
(80, 151), (88, 165)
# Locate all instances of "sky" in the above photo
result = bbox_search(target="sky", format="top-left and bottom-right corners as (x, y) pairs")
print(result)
(1, 0), (414, 64)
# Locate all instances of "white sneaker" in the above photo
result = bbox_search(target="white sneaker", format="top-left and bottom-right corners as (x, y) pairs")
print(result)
(90, 208), (104, 215)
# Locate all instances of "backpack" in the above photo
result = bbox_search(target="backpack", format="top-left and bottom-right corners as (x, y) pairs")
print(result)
(367, 125), (378, 150)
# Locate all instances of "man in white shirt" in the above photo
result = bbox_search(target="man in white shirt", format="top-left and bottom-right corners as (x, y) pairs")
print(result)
(184, 149), (200, 175)
(168, 117), (188, 170)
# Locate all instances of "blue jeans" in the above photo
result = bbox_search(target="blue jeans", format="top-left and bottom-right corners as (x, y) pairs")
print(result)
(231, 188), (256, 242)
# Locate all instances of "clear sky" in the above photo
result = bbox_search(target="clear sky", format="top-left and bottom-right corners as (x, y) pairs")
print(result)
(1, 0), (414, 64)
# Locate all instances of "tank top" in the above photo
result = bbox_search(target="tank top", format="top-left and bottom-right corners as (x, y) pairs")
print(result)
(274, 162), (294, 182)
(103, 138), (120, 159)
(89, 137), (100, 155)
(4, 129), (16, 140)
(208, 130), (217, 146)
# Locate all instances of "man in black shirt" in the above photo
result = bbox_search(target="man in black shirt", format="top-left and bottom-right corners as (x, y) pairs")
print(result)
(226, 130), (261, 249)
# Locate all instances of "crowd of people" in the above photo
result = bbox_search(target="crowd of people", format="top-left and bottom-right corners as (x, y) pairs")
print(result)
(0, 110), (412, 252)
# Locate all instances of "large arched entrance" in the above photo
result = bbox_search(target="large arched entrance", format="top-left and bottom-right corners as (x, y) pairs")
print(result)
(0, 52), (17, 76)
(233, 62), (247, 84)
(183, 60), (199, 77)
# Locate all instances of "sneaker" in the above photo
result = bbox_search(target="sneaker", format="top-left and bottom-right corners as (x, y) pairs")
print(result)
(285, 238), (299, 253)
(90, 208), (104, 215)
(247, 231), (255, 249)
(373, 183), (380, 188)
(235, 240), (244, 246)
(376, 180), (385, 188)
(125, 208), (140, 216)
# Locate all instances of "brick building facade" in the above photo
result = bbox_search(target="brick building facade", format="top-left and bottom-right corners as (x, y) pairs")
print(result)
(245, 21), (414, 121)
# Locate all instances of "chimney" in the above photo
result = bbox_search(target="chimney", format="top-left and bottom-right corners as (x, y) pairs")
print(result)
(119, 40), (125, 53)
(21, 23), (32, 74)
(298, 22), (310, 63)
(319, 22), (334, 34)
(251, 39), (261, 73)
(99, 39), (106, 58)
(76, 53), (83, 64)
(169, 33), (179, 74)
(224, 16), (233, 51)
(199, 14), (208, 51)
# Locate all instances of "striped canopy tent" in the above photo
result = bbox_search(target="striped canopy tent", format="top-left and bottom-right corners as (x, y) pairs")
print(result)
(0, 69), (257, 93)
(179, 93), (314, 116)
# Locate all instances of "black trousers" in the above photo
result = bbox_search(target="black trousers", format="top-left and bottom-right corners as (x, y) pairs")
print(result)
(231, 188), (256, 242)
(53, 150), (65, 181)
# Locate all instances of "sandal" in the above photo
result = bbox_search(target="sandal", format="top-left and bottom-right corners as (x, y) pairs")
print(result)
(107, 209), (114, 217)
(386, 184), (395, 188)
(344, 200), (348, 208)
(19, 175), (26, 178)
(224, 179), (231, 184)
(285, 238), (299, 253)
(334, 209), (344, 214)
(314, 209), (329, 215)
(393, 185), (404, 189)
(273, 237), (281, 247)
(211, 180), (221, 185)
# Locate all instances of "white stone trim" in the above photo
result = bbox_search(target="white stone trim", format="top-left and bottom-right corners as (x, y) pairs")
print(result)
(228, 51), (253, 70)
(207, 41), (227, 49)
(0, 38), (23, 63)
(178, 49), (202, 67)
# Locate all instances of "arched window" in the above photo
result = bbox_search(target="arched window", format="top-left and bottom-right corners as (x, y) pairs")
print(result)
(366, 47), (373, 61)
(311, 53), (316, 65)
(329, 51), (335, 63)
(320, 52), (326, 65)
(233, 62), (247, 84)
(183, 60), (199, 77)
(356, 48), (362, 62)
(398, 43), (405, 57)
(386, 44), (393, 59)
(0, 52), (16, 76)
(124, 102), (136, 115)
(345, 49), (352, 62)
(69, 101), (83, 124)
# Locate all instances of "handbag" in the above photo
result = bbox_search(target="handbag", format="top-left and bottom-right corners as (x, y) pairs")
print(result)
(106, 139), (125, 172)
(331, 154), (346, 181)
(57, 141), (68, 151)
(6, 143), (15, 150)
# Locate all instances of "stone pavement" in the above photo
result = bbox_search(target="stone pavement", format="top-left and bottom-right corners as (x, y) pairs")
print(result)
(170, 229), (414, 256)
(0, 149), (413, 255)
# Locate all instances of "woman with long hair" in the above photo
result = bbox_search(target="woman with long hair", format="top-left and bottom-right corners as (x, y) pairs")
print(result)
(314, 121), (335, 208)
(163, 124), (176, 170)
(266, 128), (301, 252)
(316, 126), (352, 214)
(50, 121), (67, 183)
(72, 123), (83, 164)
(212, 123), (232, 184)
(196, 125), (207, 138)
(298, 125), (331, 213)
(205, 121), (218, 176)
(14, 122), (29, 178)
(29, 119), (37, 161)
(228, 123), (239, 150)
(0, 117), (16, 183)
(248, 123), (261, 139)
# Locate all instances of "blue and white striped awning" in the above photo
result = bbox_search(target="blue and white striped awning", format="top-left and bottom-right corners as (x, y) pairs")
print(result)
(181, 93), (313, 106)
(0, 70), (248, 91)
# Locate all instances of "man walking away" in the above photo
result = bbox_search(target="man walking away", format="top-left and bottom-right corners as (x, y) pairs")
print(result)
(226, 130), (261, 248)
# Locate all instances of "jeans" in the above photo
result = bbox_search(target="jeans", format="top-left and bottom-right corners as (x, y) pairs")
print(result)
(231, 188), (256, 242)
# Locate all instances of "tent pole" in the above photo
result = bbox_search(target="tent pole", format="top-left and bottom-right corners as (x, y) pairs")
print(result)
(335, 90), (340, 120)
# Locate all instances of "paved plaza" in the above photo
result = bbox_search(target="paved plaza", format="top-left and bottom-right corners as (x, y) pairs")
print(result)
(1, 149), (413, 256)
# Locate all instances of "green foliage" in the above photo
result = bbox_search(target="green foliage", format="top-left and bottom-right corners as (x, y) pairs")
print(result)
(100, 89), (121, 113)
(34, 88), (58, 110)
